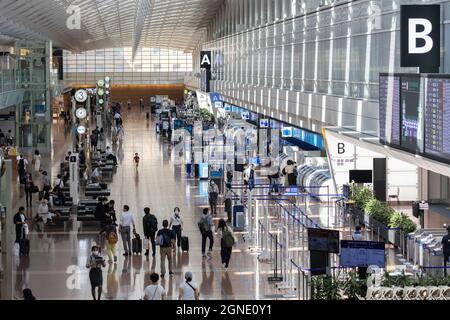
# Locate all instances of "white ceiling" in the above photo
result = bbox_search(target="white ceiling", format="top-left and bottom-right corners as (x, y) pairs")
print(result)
(0, 0), (224, 53)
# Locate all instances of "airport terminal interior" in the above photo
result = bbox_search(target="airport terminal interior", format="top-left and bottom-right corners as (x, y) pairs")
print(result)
(1, 0), (450, 301)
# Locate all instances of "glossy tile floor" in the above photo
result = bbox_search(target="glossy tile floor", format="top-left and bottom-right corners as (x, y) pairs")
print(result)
(9, 107), (282, 300)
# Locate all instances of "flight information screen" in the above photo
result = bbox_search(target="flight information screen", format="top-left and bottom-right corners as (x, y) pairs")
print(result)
(379, 75), (400, 145)
(425, 77), (450, 162)
(400, 76), (422, 152)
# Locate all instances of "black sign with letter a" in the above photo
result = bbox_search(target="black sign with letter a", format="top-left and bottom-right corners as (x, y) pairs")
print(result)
(200, 51), (211, 70)
(400, 5), (440, 73)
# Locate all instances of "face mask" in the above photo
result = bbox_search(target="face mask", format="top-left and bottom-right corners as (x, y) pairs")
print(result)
(92, 251), (99, 256)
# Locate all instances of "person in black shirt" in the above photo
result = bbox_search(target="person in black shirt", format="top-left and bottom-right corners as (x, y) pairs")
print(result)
(143, 207), (158, 257)
(442, 226), (450, 276)
(13, 207), (27, 242)
(156, 220), (175, 278)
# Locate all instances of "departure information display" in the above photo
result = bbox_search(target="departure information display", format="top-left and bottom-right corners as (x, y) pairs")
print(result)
(401, 76), (422, 152)
(379, 73), (450, 164)
(379, 75), (400, 145)
(425, 77), (450, 161)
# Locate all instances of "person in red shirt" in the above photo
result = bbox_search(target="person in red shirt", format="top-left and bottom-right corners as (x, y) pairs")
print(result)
(133, 153), (140, 168)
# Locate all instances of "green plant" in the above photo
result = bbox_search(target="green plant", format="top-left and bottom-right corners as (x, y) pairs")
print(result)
(388, 211), (417, 234)
(380, 270), (414, 288)
(342, 271), (366, 300)
(349, 183), (374, 210)
(311, 275), (341, 300)
(364, 198), (392, 226)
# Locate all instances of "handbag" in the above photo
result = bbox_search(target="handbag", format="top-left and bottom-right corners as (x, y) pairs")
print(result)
(31, 185), (39, 193)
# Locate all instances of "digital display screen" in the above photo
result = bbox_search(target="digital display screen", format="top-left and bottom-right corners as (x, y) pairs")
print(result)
(307, 228), (340, 253)
(340, 240), (385, 268)
(400, 76), (422, 152)
(379, 75), (401, 145)
(424, 77), (450, 162)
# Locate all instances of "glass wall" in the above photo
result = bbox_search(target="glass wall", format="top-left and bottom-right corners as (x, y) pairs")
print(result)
(204, 0), (428, 102)
(63, 47), (192, 84)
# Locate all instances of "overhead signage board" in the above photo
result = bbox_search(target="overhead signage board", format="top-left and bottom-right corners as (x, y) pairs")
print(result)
(200, 51), (212, 69)
(281, 127), (293, 138)
(400, 5), (440, 73)
(259, 118), (269, 128)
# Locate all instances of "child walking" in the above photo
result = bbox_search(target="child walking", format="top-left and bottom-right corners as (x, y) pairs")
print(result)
(134, 153), (140, 168)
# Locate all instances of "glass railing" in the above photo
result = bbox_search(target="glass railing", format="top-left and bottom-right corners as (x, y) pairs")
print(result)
(0, 69), (17, 93)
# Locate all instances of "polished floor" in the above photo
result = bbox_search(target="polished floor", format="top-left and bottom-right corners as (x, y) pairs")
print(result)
(8, 107), (281, 300)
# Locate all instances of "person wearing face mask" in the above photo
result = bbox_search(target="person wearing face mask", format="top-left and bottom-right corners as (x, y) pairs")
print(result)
(169, 207), (184, 251)
(86, 245), (106, 300)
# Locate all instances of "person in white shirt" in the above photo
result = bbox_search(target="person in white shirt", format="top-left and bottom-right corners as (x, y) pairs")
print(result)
(352, 225), (364, 241)
(91, 167), (101, 183)
(144, 273), (166, 300)
(38, 199), (51, 223)
(54, 174), (64, 189)
(119, 205), (135, 256)
(179, 271), (199, 300)
(169, 207), (184, 250)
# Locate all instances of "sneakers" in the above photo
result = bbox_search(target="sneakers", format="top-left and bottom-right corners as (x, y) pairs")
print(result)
(144, 250), (149, 256)
(123, 252), (129, 256)
(169, 272), (174, 276)
(202, 253), (207, 258)
(114, 256), (117, 262)
(160, 274), (165, 278)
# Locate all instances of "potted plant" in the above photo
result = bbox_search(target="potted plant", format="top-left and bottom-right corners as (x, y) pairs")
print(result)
(342, 271), (366, 300)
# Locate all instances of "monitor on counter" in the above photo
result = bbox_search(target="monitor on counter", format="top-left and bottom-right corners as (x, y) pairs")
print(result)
(349, 170), (372, 184)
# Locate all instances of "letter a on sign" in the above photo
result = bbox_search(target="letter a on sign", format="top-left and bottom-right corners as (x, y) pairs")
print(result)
(200, 51), (211, 69)
(400, 5), (440, 73)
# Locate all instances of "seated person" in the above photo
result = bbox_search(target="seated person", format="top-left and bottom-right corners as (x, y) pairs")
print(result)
(36, 199), (60, 225)
(90, 167), (101, 183)
(105, 146), (117, 165)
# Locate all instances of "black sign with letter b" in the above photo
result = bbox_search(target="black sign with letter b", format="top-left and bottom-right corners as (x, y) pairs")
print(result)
(400, 5), (440, 73)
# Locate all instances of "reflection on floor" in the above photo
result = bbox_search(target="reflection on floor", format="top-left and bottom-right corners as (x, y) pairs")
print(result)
(10, 108), (281, 300)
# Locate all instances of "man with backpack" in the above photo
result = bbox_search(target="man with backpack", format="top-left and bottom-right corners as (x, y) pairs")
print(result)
(17, 155), (28, 184)
(143, 207), (158, 257)
(100, 220), (118, 263)
(198, 208), (214, 258)
(156, 220), (175, 277)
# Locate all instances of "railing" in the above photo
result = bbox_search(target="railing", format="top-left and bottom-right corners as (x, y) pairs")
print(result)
(0, 69), (17, 93)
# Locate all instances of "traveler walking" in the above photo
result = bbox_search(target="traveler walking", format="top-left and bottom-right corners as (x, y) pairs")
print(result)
(442, 226), (450, 276)
(156, 219), (175, 277)
(143, 273), (166, 300)
(17, 155), (28, 184)
(208, 180), (219, 215)
(217, 219), (237, 270)
(100, 220), (118, 263)
(226, 163), (233, 184)
(224, 184), (233, 223)
(13, 207), (27, 242)
(143, 207), (158, 257)
(178, 271), (199, 300)
(119, 205), (136, 256)
(133, 153), (140, 168)
(86, 245), (106, 300)
(283, 160), (297, 186)
(32, 149), (41, 173)
(243, 164), (255, 193)
(24, 172), (35, 207)
(127, 99), (131, 110)
(6, 129), (13, 146)
(198, 208), (214, 258)
(169, 207), (183, 250)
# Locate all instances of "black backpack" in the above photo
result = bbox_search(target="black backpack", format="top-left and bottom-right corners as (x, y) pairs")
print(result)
(146, 215), (158, 232)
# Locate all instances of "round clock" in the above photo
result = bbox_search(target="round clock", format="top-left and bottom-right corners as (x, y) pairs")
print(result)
(97, 80), (105, 87)
(77, 125), (86, 135)
(98, 88), (104, 96)
(98, 99), (104, 105)
(75, 107), (87, 119)
(74, 89), (88, 103)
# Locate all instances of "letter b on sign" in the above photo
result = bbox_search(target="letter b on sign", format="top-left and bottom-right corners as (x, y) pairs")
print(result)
(401, 5), (440, 73)
(338, 143), (345, 155)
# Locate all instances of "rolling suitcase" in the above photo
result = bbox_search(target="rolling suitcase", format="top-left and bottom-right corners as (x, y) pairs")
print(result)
(132, 234), (142, 255)
(181, 236), (189, 252)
